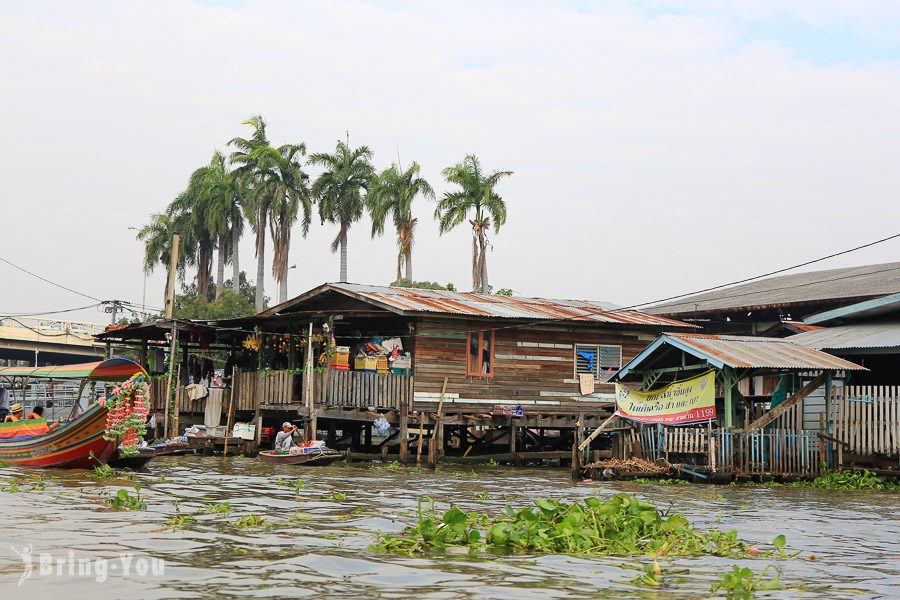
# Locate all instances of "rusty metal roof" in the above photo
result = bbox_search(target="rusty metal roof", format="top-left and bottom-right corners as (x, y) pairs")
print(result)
(618, 332), (865, 377)
(662, 333), (866, 370)
(265, 283), (695, 328)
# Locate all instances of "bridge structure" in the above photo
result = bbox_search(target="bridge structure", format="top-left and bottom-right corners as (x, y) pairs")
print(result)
(0, 317), (105, 366)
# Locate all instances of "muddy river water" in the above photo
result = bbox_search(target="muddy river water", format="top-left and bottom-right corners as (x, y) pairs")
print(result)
(0, 457), (897, 598)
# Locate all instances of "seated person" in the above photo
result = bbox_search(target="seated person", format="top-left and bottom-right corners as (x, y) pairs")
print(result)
(274, 422), (297, 452)
(25, 405), (59, 431)
(4, 403), (24, 423)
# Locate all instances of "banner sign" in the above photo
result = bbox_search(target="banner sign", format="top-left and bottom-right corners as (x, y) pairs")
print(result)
(615, 371), (716, 425)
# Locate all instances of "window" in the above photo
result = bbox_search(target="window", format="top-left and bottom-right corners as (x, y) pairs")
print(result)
(467, 330), (494, 377)
(575, 344), (622, 382)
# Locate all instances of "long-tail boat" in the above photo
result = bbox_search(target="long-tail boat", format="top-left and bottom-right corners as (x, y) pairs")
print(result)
(0, 358), (147, 468)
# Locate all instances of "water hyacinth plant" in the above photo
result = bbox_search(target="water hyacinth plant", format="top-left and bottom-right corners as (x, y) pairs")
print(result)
(372, 493), (766, 557)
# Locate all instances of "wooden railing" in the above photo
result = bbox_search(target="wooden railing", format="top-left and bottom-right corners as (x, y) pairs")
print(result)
(149, 368), (414, 413)
(320, 369), (412, 410)
(831, 386), (900, 459)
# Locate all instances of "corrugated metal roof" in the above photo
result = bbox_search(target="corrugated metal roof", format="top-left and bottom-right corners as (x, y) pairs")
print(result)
(664, 333), (866, 370)
(269, 283), (695, 328)
(788, 322), (900, 350)
(645, 262), (900, 316)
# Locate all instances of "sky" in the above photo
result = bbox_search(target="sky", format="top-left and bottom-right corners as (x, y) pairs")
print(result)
(3, 0), (900, 325)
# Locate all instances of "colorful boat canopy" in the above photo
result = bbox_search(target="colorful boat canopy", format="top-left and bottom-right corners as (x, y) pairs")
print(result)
(0, 358), (147, 381)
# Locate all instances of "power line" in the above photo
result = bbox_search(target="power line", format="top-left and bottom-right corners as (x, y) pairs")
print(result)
(626, 231), (900, 311)
(0, 256), (102, 302)
(0, 303), (104, 318)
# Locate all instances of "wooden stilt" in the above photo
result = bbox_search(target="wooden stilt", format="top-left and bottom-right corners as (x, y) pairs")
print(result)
(416, 414), (425, 466)
(223, 367), (236, 458)
(428, 377), (448, 470)
(399, 400), (409, 464)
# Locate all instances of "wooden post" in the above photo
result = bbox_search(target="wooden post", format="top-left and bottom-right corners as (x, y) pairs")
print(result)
(223, 367), (236, 458)
(399, 399), (409, 464)
(509, 417), (518, 466)
(416, 413), (426, 466)
(305, 322), (315, 441)
(428, 377), (448, 469)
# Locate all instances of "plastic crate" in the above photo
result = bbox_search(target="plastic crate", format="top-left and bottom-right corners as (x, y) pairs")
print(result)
(390, 367), (411, 376)
(376, 356), (389, 374)
(354, 356), (378, 372)
(330, 348), (350, 370)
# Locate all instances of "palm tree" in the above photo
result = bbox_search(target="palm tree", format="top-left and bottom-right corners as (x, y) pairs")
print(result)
(167, 168), (215, 299)
(368, 162), (434, 283)
(203, 151), (245, 301)
(257, 142), (311, 303)
(435, 155), (512, 293)
(136, 213), (183, 305)
(309, 140), (375, 282)
(230, 115), (272, 312)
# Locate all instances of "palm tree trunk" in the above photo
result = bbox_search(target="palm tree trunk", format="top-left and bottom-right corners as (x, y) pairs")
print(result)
(215, 235), (225, 301)
(480, 233), (489, 294)
(255, 215), (266, 312)
(471, 229), (481, 292)
(405, 246), (412, 282)
(231, 208), (241, 296)
(278, 266), (288, 304)
(197, 244), (211, 299)
(396, 252), (403, 285)
(339, 225), (348, 283)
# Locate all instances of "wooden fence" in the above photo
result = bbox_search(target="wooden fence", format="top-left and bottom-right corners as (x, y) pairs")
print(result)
(715, 429), (822, 477)
(830, 386), (900, 461)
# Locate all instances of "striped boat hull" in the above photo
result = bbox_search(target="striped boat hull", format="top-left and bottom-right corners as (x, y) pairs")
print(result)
(0, 403), (115, 468)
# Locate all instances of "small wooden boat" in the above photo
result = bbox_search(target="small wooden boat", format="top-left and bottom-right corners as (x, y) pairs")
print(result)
(0, 358), (147, 468)
(257, 448), (344, 466)
(108, 446), (155, 470)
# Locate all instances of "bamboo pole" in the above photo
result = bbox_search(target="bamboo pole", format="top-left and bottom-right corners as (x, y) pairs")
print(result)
(223, 367), (237, 458)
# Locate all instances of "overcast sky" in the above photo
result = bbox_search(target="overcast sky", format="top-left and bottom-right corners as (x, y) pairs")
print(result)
(3, 0), (900, 324)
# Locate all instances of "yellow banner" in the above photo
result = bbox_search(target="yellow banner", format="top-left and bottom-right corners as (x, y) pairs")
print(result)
(615, 370), (716, 425)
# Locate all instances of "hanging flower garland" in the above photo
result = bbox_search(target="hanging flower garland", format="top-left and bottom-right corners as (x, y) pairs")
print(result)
(103, 377), (150, 457)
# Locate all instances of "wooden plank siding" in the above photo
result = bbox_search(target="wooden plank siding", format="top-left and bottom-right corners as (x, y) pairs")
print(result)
(412, 318), (657, 413)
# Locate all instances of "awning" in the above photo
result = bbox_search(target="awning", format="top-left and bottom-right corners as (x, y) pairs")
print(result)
(0, 358), (147, 381)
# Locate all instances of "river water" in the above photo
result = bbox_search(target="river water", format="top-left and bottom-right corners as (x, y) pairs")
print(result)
(0, 457), (897, 598)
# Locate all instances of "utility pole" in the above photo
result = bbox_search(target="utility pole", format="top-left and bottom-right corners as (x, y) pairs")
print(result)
(164, 234), (181, 439)
(103, 300), (123, 358)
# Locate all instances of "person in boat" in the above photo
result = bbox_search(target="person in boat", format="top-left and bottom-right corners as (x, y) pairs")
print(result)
(4, 403), (24, 422)
(274, 422), (297, 452)
(25, 405), (60, 431)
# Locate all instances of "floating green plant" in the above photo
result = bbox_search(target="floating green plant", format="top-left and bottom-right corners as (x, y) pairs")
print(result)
(369, 461), (401, 472)
(473, 490), (492, 500)
(452, 470), (478, 479)
(372, 493), (781, 558)
(105, 484), (145, 511)
(322, 491), (348, 501)
(711, 565), (782, 597)
(205, 502), (232, 514)
(90, 464), (115, 480)
(233, 514), (268, 528)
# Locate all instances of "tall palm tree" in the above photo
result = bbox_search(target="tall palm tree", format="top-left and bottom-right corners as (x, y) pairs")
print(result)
(435, 155), (512, 293)
(136, 213), (184, 305)
(203, 151), (245, 301)
(257, 142), (311, 303)
(309, 140), (375, 282)
(230, 115), (272, 311)
(368, 162), (434, 283)
(167, 168), (215, 298)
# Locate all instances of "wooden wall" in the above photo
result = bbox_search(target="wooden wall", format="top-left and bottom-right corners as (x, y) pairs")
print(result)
(412, 318), (659, 412)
